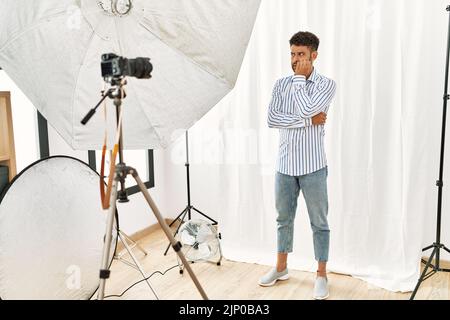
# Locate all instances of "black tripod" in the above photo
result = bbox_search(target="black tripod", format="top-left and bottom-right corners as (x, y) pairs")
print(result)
(164, 131), (218, 256)
(410, 5), (450, 300)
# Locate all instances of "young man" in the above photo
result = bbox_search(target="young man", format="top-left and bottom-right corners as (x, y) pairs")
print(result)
(260, 31), (336, 300)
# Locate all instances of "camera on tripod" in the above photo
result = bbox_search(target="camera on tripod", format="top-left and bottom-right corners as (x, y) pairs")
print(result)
(101, 53), (153, 81)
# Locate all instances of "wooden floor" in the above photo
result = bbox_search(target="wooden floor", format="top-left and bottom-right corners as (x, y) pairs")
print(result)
(101, 226), (450, 300)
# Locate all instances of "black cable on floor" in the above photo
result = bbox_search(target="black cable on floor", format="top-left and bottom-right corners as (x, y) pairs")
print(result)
(99, 264), (180, 299)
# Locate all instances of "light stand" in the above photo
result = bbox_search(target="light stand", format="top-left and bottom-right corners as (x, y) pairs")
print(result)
(82, 80), (208, 300)
(163, 131), (218, 256)
(410, 5), (450, 300)
(114, 230), (149, 268)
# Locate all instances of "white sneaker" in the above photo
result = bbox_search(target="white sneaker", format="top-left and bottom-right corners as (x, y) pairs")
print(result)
(313, 276), (329, 300)
(258, 268), (289, 287)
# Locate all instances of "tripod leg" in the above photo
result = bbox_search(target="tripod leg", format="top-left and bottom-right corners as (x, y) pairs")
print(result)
(164, 208), (188, 256)
(217, 234), (223, 266)
(131, 170), (209, 300)
(119, 233), (160, 300)
(192, 207), (218, 225)
(410, 248), (437, 300)
(443, 246), (450, 271)
(443, 246), (450, 255)
(98, 175), (119, 300)
(169, 208), (189, 227)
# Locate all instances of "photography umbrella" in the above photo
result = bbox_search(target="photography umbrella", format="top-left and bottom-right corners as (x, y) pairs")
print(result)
(0, 0), (261, 150)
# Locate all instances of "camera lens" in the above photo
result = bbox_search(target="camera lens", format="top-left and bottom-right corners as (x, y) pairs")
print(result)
(129, 58), (153, 79)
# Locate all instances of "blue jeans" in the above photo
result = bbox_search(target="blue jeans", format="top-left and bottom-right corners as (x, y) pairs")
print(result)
(275, 166), (329, 262)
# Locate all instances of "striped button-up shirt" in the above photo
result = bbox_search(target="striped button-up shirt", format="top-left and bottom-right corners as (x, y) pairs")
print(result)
(268, 68), (336, 176)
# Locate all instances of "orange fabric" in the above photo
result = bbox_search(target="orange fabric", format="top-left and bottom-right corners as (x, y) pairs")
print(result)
(101, 144), (119, 210)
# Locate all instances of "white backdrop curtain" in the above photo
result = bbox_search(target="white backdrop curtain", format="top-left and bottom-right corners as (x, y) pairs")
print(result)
(166, 0), (450, 292)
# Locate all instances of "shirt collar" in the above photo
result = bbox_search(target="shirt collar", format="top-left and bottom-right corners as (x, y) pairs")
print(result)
(307, 67), (319, 83)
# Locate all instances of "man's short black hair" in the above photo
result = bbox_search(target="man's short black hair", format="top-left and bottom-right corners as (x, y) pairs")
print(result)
(289, 31), (320, 52)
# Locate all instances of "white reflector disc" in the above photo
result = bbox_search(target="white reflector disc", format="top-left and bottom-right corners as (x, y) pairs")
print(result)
(0, 156), (117, 299)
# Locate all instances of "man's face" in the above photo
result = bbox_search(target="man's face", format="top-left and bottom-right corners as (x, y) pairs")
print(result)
(291, 45), (318, 72)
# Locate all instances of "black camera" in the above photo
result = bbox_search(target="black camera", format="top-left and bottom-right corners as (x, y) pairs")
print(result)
(101, 53), (153, 80)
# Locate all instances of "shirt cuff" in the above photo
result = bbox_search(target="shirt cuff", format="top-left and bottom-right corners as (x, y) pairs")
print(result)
(292, 75), (307, 87)
(305, 117), (312, 126)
